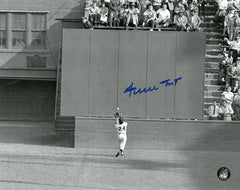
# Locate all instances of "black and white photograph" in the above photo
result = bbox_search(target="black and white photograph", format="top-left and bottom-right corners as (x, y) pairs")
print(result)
(0, 0), (239, 189)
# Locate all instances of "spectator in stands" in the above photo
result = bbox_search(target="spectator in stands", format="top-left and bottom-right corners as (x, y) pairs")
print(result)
(180, 0), (188, 10)
(126, 2), (140, 28)
(88, 2), (100, 26)
(226, 61), (240, 91)
(152, 0), (163, 11)
(139, 0), (152, 22)
(162, 0), (175, 20)
(233, 10), (240, 40)
(219, 100), (234, 120)
(104, 0), (111, 8)
(174, 9), (188, 31)
(227, 0), (239, 12)
(119, 3), (129, 26)
(232, 60), (240, 92)
(207, 101), (221, 120)
(219, 52), (233, 85)
(126, 0), (141, 7)
(214, 0), (228, 27)
(224, 6), (236, 41)
(190, 0), (200, 14)
(82, 16), (93, 29)
(224, 36), (240, 63)
(233, 88), (240, 120)
(155, 4), (171, 30)
(221, 86), (234, 105)
(109, 0), (121, 26)
(142, 4), (157, 31)
(187, 2), (198, 17)
(174, 1), (185, 15)
(99, 2), (109, 25)
(187, 9), (201, 31)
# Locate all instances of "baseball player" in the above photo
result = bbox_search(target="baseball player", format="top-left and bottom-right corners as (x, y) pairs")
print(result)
(114, 112), (128, 157)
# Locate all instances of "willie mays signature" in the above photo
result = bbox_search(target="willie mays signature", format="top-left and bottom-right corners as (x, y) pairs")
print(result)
(123, 77), (182, 98)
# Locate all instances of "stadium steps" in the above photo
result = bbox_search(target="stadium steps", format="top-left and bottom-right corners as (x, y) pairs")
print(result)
(201, 4), (225, 119)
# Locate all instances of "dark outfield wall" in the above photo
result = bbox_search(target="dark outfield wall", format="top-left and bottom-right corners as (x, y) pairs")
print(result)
(0, 80), (55, 120)
(61, 29), (205, 119)
(75, 117), (240, 152)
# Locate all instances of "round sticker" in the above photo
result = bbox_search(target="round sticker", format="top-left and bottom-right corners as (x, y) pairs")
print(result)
(217, 167), (231, 181)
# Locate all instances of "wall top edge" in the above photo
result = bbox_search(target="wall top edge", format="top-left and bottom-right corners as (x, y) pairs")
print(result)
(75, 116), (240, 124)
(0, 10), (50, 13)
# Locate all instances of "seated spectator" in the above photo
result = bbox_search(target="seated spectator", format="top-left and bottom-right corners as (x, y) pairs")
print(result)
(118, 3), (129, 26)
(233, 88), (240, 120)
(221, 86), (234, 105)
(109, 0), (121, 26)
(187, 3), (198, 17)
(99, 2), (109, 25)
(187, 9), (201, 31)
(155, 4), (171, 30)
(224, 6), (236, 41)
(226, 61), (240, 91)
(126, 2), (140, 28)
(174, 9), (188, 31)
(142, 4), (157, 31)
(139, 0), (152, 22)
(82, 16), (93, 29)
(224, 36), (240, 63)
(174, 1), (185, 15)
(162, 0), (175, 20)
(88, 2), (100, 26)
(219, 100), (234, 120)
(214, 0), (228, 27)
(207, 101), (221, 120)
(219, 52), (233, 85)
(232, 60), (240, 92)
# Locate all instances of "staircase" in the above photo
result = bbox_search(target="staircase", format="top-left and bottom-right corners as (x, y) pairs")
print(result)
(201, 1), (228, 119)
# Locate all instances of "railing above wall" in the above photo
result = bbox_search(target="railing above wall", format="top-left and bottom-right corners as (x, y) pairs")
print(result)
(57, 18), (177, 31)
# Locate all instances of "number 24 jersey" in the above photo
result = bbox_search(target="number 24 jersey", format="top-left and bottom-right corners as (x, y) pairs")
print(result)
(115, 122), (128, 135)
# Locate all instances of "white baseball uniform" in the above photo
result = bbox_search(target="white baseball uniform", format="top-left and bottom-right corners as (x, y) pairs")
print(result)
(115, 121), (128, 151)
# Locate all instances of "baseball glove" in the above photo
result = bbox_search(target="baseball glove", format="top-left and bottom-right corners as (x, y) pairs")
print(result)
(114, 112), (120, 118)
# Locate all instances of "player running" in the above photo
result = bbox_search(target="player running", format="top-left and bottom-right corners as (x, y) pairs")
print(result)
(114, 112), (128, 157)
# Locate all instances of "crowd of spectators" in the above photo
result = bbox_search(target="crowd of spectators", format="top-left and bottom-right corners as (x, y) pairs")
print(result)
(210, 57), (240, 120)
(207, 85), (240, 121)
(209, 0), (240, 121)
(83, 0), (203, 31)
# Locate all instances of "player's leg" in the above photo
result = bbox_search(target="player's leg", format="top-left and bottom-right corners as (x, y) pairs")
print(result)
(115, 135), (122, 157)
(119, 135), (127, 156)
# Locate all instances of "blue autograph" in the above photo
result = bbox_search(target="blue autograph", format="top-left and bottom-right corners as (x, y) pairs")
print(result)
(123, 77), (182, 97)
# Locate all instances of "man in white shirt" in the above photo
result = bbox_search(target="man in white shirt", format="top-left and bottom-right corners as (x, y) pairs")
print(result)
(155, 4), (171, 30)
(207, 101), (221, 120)
(214, 0), (228, 26)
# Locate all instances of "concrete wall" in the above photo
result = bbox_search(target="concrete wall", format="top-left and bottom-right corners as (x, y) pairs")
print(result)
(0, 0), (85, 70)
(61, 30), (205, 119)
(75, 117), (240, 152)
